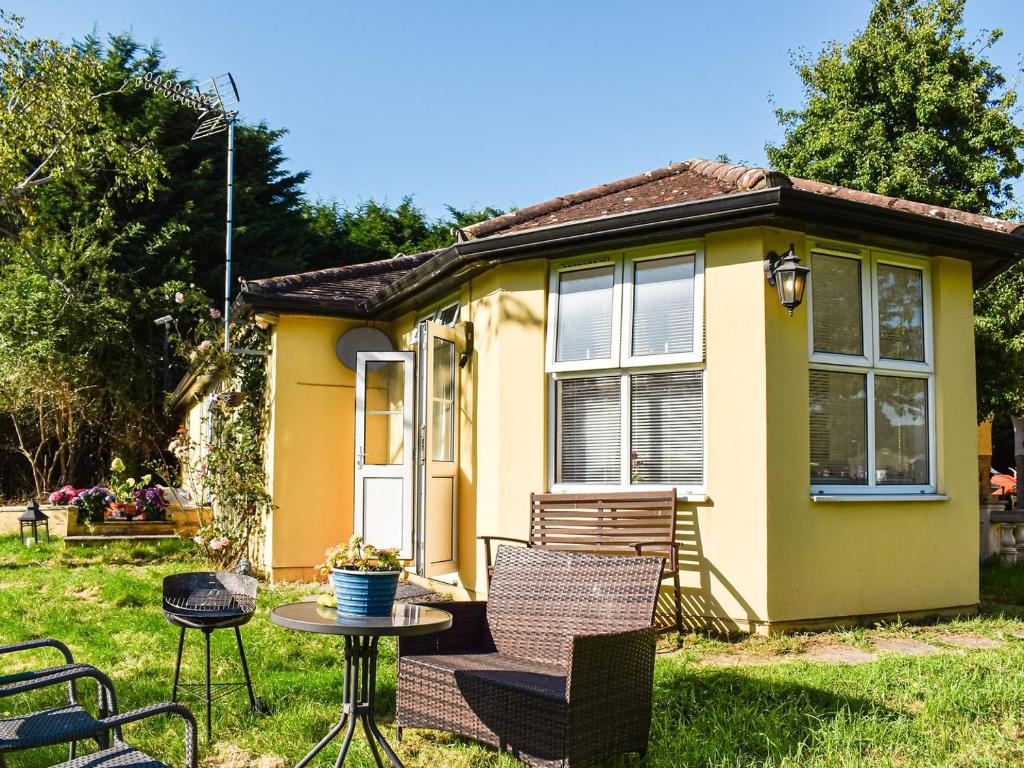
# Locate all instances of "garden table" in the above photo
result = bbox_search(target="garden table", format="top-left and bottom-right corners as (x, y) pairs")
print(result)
(270, 599), (452, 768)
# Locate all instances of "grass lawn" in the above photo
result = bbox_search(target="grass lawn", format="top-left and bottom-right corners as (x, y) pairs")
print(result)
(2, 536), (1024, 768)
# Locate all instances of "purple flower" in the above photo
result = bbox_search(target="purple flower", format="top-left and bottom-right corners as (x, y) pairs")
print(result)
(209, 307), (222, 319)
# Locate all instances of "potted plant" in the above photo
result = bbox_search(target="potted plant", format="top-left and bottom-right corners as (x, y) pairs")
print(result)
(109, 457), (142, 519)
(319, 535), (402, 617)
(72, 487), (115, 524)
(133, 486), (168, 522)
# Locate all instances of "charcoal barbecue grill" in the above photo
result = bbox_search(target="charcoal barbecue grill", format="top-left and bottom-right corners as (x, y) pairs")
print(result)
(162, 572), (267, 741)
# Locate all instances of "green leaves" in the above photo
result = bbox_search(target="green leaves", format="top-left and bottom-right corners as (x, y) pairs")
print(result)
(0, 12), (162, 231)
(767, 0), (1023, 217)
(766, 0), (1024, 419)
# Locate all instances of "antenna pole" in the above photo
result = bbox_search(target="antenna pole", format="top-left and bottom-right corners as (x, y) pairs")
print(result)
(224, 120), (235, 352)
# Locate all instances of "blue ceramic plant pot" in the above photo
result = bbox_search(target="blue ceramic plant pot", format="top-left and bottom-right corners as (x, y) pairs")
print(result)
(331, 568), (400, 617)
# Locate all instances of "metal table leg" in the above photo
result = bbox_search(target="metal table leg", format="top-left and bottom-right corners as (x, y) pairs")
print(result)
(294, 635), (401, 768)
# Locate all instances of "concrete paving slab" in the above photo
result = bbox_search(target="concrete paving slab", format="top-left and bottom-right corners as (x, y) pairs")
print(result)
(872, 637), (939, 655)
(933, 634), (1003, 649)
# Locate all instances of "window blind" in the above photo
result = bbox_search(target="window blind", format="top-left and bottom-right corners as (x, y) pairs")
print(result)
(631, 255), (694, 356)
(811, 254), (863, 356)
(630, 370), (703, 485)
(555, 266), (614, 362)
(809, 370), (867, 484)
(556, 376), (621, 483)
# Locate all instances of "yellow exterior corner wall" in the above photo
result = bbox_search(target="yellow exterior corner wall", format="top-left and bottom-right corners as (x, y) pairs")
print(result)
(184, 223), (982, 631)
(266, 313), (392, 581)
(764, 231), (979, 628)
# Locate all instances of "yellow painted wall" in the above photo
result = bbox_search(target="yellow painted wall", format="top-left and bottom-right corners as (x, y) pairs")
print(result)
(219, 225), (980, 629)
(764, 230), (979, 627)
(267, 313), (391, 581)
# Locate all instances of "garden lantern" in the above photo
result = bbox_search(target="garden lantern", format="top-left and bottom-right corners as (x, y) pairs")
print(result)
(19, 500), (49, 546)
(764, 243), (811, 315)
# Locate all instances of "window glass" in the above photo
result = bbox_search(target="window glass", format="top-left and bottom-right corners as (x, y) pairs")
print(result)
(631, 255), (695, 356)
(811, 253), (863, 356)
(809, 370), (868, 485)
(631, 370), (702, 484)
(555, 266), (614, 362)
(436, 303), (460, 326)
(874, 376), (929, 484)
(556, 376), (621, 483)
(877, 264), (925, 362)
(363, 360), (406, 465)
(430, 338), (455, 462)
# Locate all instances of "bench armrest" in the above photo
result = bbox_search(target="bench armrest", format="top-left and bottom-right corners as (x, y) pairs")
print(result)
(565, 627), (657, 705)
(478, 536), (530, 584)
(0, 638), (74, 665)
(398, 601), (494, 657)
(101, 702), (198, 768)
(631, 541), (676, 568)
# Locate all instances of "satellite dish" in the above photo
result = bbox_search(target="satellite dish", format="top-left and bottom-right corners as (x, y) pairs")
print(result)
(336, 327), (393, 370)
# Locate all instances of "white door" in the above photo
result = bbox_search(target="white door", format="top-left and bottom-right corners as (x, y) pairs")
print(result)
(354, 351), (414, 559)
(416, 321), (460, 578)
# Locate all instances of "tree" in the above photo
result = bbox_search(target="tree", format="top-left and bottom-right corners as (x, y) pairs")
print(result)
(766, 0), (1024, 216)
(765, 0), (1024, 472)
(0, 19), (503, 499)
(0, 12), (161, 233)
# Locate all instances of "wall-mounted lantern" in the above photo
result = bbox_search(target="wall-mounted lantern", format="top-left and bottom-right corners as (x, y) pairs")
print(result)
(19, 500), (49, 546)
(764, 244), (811, 315)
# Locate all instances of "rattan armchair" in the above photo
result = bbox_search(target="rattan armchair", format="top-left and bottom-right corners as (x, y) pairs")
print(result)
(397, 546), (664, 768)
(0, 645), (197, 768)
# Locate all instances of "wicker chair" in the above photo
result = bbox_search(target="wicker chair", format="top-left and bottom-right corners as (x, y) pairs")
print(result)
(397, 546), (664, 768)
(0, 644), (197, 768)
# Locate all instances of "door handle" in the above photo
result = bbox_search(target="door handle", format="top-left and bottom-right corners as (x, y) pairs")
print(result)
(356, 446), (364, 469)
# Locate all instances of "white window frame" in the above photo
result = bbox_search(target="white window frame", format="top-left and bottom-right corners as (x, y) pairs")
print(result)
(807, 243), (936, 496)
(621, 250), (705, 367)
(545, 244), (707, 496)
(545, 258), (623, 373)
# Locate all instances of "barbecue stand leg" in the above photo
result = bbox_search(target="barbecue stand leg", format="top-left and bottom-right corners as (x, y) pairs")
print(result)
(171, 626), (186, 702)
(204, 629), (213, 743)
(293, 635), (402, 768)
(234, 626), (267, 714)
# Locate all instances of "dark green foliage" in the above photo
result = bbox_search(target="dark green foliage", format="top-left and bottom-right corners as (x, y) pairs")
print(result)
(766, 0), (1024, 420)
(0, 26), (501, 500)
(767, 0), (1024, 217)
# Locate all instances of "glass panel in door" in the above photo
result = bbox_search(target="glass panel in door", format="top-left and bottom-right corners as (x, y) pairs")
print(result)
(363, 360), (406, 465)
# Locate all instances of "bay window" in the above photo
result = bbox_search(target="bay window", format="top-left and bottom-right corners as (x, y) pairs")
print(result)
(547, 248), (705, 492)
(808, 248), (934, 495)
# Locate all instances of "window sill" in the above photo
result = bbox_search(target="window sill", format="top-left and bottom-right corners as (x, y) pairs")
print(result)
(811, 493), (949, 503)
(549, 486), (709, 503)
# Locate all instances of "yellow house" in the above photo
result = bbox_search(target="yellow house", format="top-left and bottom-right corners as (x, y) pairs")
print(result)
(175, 158), (1024, 633)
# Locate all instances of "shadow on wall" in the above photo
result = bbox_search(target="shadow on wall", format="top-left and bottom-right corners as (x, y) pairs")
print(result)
(654, 507), (761, 634)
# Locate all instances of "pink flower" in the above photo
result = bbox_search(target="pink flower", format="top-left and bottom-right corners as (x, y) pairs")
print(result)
(193, 535), (205, 547)
(209, 308), (222, 319)
(174, 291), (185, 304)
(198, 340), (212, 353)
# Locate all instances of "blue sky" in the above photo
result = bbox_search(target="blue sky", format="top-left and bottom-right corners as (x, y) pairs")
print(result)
(15, 0), (1024, 218)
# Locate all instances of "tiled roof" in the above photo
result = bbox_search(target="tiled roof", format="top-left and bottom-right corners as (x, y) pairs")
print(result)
(239, 250), (439, 314)
(462, 158), (1021, 238)
(237, 158), (1022, 316)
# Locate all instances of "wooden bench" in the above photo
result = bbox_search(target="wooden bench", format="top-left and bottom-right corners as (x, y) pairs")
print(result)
(479, 490), (682, 634)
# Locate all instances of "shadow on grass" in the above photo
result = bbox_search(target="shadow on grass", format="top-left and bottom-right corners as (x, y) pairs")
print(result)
(635, 664), (904, 767)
